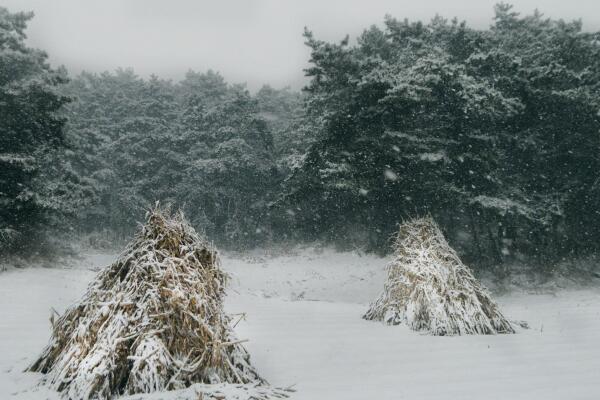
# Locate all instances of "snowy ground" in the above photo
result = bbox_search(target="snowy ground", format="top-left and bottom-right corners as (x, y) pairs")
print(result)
(1, 248), (599, 399)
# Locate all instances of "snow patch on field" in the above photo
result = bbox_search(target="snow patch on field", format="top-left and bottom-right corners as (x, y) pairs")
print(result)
(1, 248), (600, 399)
(223, 247), (388, 303)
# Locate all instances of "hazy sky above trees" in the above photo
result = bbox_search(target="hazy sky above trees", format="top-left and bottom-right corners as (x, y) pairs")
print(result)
(4, 0), (600, 91)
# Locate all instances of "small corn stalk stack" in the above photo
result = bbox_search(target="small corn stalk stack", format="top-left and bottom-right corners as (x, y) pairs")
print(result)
(28, 208), (285, 399)
(364, 217), (515, 335)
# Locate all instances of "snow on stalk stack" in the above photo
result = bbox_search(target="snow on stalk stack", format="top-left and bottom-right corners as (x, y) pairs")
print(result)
(28, 207), (286, 400)
(364, 217), (515, 335)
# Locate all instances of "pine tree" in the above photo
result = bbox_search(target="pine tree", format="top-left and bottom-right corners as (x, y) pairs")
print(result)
(0, 7), (70, 253)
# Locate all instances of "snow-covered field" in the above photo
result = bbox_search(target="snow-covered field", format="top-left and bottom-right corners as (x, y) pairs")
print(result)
(1, 248), (599, 399)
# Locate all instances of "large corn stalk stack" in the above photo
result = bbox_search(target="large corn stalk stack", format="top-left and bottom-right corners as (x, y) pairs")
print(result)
(29, 207), (286, 399)
(364, 217), (515, 335)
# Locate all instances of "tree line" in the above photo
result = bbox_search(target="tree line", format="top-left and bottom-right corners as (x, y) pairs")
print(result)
(2, 4), (600, 267)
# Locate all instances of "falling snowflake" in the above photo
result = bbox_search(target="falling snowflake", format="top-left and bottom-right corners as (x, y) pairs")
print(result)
(384, 169), (398, 181)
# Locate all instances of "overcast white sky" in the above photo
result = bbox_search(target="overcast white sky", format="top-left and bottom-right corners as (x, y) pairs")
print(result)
(3, 0), (600, 91)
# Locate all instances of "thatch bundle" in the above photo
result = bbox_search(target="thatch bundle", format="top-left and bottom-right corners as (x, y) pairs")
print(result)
(364, 217), (515, 335)
(29, 208), (282, 399)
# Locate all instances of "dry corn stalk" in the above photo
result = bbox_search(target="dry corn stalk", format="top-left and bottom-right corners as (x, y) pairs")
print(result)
(29, 207), (277, 399)
(364, 217), (515, 335)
